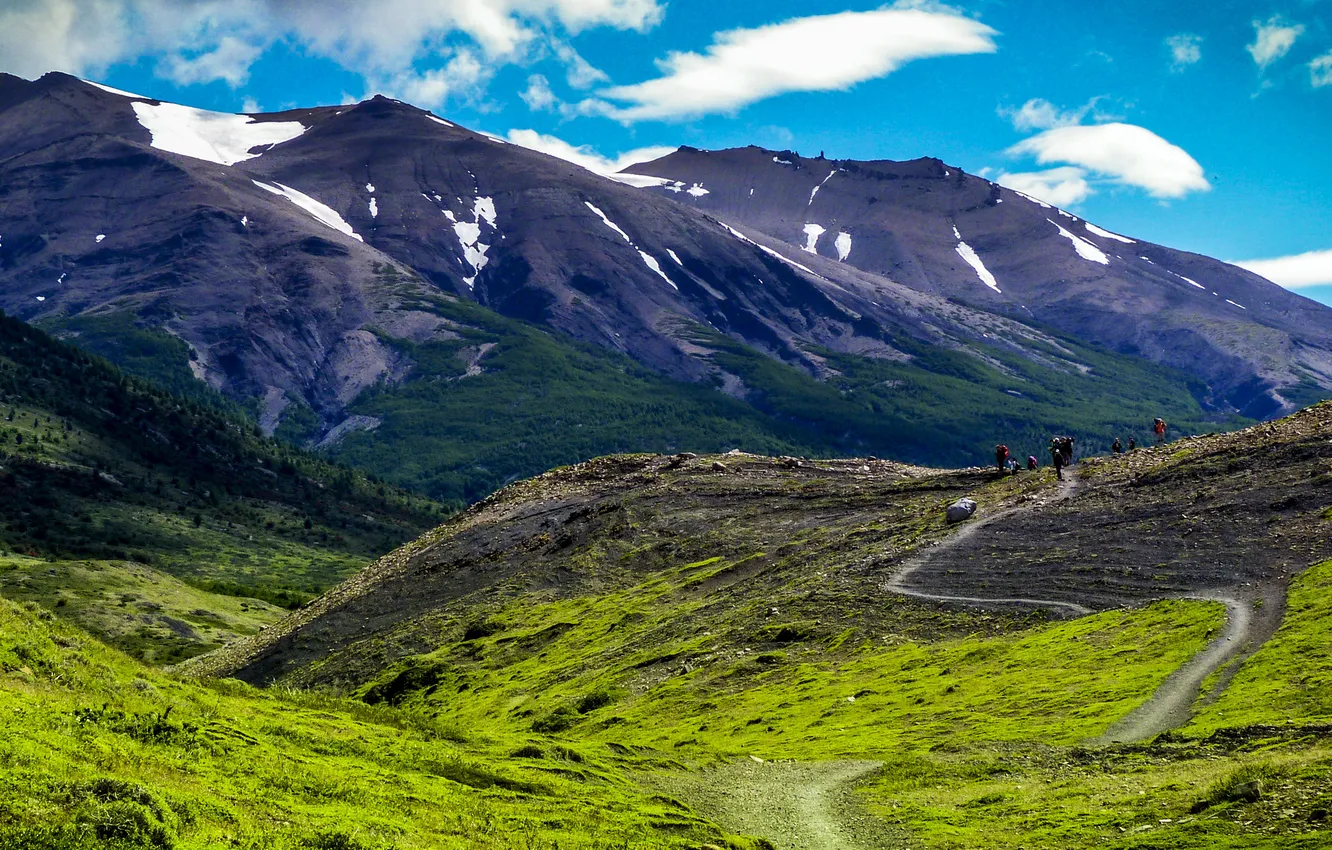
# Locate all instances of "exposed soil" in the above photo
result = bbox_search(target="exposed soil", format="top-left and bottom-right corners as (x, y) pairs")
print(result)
(648, 760), (902, 850)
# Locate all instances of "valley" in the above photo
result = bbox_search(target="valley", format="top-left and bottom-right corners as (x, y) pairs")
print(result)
(0, 71), (1329, 850)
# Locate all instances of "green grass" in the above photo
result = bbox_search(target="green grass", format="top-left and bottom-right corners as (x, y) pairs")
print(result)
(0, 597), (767, 849)
(0, 555), (286, 664)
(1188, 559), (1332, 731)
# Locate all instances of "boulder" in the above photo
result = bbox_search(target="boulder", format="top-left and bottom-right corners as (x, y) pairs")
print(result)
(946, 498), (978, 524)
(711, 461), (729, 473)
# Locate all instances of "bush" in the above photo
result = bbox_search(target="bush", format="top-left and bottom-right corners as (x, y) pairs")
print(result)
(531, 706), (579, 733)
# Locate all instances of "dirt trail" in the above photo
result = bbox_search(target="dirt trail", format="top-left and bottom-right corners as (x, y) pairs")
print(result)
(649, 760), (900, 850)
(885, 474), (1091, 617)
(885, 470), (1274, 744)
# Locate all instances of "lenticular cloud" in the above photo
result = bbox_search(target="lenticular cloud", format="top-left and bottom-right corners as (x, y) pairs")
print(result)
(601, 8), (998, 121)
(1008, 123), (1209, 200)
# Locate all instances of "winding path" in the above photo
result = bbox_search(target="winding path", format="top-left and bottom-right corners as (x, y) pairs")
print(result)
(883, 470), (1265, 744)
(884, 474), (1092, 617)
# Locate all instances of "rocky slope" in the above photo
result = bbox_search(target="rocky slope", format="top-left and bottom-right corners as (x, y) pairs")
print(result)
(624, 146), (1332, 417)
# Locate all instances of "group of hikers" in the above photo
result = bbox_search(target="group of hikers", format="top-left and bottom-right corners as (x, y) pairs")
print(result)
(993, 417), (1169, 480)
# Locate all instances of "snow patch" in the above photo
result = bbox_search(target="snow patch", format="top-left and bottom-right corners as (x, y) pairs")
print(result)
(953, 226), (1001, 293)
(802, 223), (825, 254)
(252, 181), (362, 241)
(808, 169), (838, 205)
(1012, 189), (1053, 209)
(442, 209), (456, 222)
(773, 156), (794, 165)
(34, 295), (45, 302)
(1226, 299), (1248, 310)
(609, 173), (677, 189)
(133, 102), (307, 166)
(369, 198), (378, 218)
(687, 183), (710, 198)
(1048, 219), (1108, 265)
(428, 115), (455, 128)
(1139, 256), (1156, 265)
(95, 234), (105, 243)
(667, 249), (684, 266)
(473, 197), (496, 228)
(1084, 222), (1134, 244)
(240, 216), (248, 227)
(1171, 271), (1205, 290)
(1058, 209), (1078, 221)
(365, 183), (375, 193)
(82, 79), (146, 99)
(584, 202), (632, 244)
(639, 251), (677, 289)
(722, 222), (820, 277)
(835, 232), (852, 262)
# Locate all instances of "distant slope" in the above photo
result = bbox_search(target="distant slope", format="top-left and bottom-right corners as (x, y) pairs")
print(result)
(0, 308), (441, 661)
(624, 145), (1332, 418)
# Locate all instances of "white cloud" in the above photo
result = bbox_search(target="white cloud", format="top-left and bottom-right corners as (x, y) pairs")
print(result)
(1247, 16), (1304, 69)
(600, 7), (997, 121)
(0, 0), (663, 105)
(1001, 98), (1090, 132)
(995, 166), (1091, 207)
(553, 41), (609, 88)
(1233, 250), (1332, 289)
(1311, 52), (1332, 88)
(158, 36), (263, 87)
(1166, 33), (1202, 70)
(367, 51), (487, 108)
(241, 95), (261, 113)
(1008, 123), (1209, 199)
(521, 74), (558, 110)
(505, 128), (674, 175)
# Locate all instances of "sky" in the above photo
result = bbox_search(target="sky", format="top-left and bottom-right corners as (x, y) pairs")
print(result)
(2, 0), (1330, 306)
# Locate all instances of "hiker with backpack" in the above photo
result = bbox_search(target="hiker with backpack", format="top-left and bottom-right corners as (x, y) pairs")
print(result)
(1050, 441), (1066, 480)
(1154, 418), (1167, 444)
(995, 443), (1010, 474)
(1027, 455), (1038, 471)
(1112, 438), (1123, 455)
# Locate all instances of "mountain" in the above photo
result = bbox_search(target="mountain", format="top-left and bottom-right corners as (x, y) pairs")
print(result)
(0, 72), (1327, 500)
(622, 145), (1332, 418)
(0, 309), (440, 660)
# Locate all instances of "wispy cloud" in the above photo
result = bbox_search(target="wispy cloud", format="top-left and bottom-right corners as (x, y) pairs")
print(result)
(505, 129), (674, 175)
(1008, 123), (1209, 200)
(599, 6), (998, 121)
(1233, 249), (1332, 290)
(1311, 52), (1332, 88)
(995, 166), (1091, 207)
(521, 74), (558, 111)
(1247, 16), (1304, 70)
(1000, 98), (1093, 132)
(1166, 33), (1202, 71)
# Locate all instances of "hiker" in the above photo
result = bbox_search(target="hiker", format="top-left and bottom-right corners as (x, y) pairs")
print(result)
(1128, 437), (1136, 451)
(995, 443), (1010, 473)
(1006, 456), (1020, 475)
(1051, 435), (1074, 467)
(1050, 442), (1065, 480)
(1112, 438), (1123, 455)
(1153, 418), (1167, 444)
(1027, 455), (1038, 471)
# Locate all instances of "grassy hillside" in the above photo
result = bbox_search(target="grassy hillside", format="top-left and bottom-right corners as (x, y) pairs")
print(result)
(0, 597), (766, 850)
(0, 310), (442, 661)
(180, 402), (1332, 848)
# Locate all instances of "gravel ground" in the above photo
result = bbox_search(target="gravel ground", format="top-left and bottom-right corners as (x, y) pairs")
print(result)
(647, 759), (903, 850)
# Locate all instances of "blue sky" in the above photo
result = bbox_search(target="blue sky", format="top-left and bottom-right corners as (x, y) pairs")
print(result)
(3, 0), (1330, 305)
